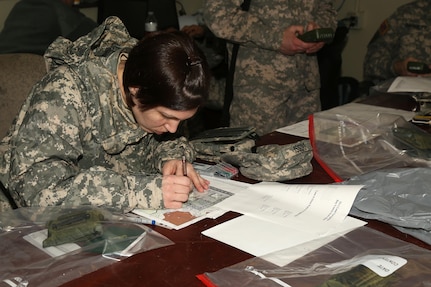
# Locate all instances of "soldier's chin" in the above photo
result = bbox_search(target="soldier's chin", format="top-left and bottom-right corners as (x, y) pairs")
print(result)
(141, 127), (162, 134)
(152, 129), (164, 135)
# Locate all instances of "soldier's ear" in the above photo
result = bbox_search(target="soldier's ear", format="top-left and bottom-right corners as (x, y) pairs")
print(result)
(128, 87), (139, 97)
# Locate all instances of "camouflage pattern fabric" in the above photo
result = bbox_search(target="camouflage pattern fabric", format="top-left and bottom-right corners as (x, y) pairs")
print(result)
(203, 0), (337, 135)
(220, 139), (313, 181)
(0, 194), (9, 212)
(192, 138), (256, 162)
(0, 16), (197, 213)
(191, 126), (258, 162)
(363, 0), (431, 84)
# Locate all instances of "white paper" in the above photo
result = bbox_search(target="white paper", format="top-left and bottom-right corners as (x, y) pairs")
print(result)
(202, 182), (366, 265)
(23, 229), (81, 258)
(387, 76), (431, 93)
(215, 182), (363, 234)
(276, 120), (309, 138)
(202, 215), (366, 266)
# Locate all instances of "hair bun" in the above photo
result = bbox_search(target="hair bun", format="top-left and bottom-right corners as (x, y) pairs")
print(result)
(187, 56), (202, 67)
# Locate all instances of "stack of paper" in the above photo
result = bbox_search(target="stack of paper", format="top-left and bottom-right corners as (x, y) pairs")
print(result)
(202, 182), (366, 266)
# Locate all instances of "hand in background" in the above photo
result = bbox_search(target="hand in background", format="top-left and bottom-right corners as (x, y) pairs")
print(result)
(181, 25), (205, 38)
(280, 22), (325, 56)
(303, 21), (325, 54)
(392, 57), (431, 77)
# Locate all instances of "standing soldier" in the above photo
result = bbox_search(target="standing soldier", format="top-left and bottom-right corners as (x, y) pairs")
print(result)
(203, 0), (337, 135)
(363, 0), (431, 85)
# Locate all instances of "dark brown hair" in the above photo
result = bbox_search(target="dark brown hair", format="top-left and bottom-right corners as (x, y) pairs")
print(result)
(123, 31), (210, 111)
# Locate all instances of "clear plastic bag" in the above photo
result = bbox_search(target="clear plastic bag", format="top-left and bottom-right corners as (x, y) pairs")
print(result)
(198, 226), (431, 287)
(0, 206), (174, 287)
(309, 111), (431, 181)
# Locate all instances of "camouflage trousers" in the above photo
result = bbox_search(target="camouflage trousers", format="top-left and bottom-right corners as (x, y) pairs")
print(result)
(229, 84), (320, 135)
(0, 191), (14, 213)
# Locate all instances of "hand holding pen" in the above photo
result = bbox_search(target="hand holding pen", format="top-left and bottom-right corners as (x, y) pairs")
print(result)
(182, 155), (187, 176)
(160, 156), (210, 209)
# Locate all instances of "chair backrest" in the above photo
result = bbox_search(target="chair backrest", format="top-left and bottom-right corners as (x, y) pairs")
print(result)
(0, 53), (46, 138)
(97, 0), (179, 39)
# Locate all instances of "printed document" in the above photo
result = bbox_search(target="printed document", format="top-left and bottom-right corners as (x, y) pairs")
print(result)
(214, 182), (362, 231)
(202, 182), (366, 265)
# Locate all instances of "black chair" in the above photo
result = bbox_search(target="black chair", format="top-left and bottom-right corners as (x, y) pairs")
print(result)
(337, 76), (359, 105)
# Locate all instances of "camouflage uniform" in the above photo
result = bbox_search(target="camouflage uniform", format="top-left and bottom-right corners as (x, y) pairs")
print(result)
(0, 16), (196, 213)
(203, 0), (337, 135)
(363, 0), (431, 84)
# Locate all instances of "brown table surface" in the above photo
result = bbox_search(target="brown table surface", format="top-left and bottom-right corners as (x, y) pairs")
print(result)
(61, 92), (431, 287)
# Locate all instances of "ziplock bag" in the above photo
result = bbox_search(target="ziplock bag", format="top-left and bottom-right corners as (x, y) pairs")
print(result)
(198, 226), (431, 287)
(0, 206), (174, 287)
(309, 111), (431, 181)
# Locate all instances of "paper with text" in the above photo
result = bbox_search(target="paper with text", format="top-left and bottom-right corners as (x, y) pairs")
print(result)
(202, 182), (366, 265)
(215, 182), (363, 235)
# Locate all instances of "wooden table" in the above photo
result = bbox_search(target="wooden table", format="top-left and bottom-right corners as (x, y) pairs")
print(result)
(62, 93), (431, 287)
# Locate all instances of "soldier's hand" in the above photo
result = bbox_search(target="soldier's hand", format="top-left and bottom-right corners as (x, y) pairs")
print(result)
(299, 22), (325, 54)
(393, 57), (422, 77)
(161, 174), (192, 209)
(280, 25), (306, 55)
(162, 159), (209, 192)
(161, 159), (210, 208)
(280, 24), (325, 55)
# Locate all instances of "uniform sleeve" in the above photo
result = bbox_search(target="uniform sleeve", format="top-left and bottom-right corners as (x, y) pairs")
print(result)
(203, 0), (337, 52)
(363, 11), (403, 83)
(7, 68), (190, 213)
(313, 1), (338, 30)
(203, 0), (284, 51)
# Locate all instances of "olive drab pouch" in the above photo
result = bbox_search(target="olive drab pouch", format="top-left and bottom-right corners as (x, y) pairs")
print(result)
(190, 127), (259, 162)
(0, 206), (175, 287)
(43, 209), (105, 247)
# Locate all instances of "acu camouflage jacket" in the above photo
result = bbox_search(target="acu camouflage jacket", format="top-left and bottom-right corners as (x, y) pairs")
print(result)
(0, 16), (196, 213)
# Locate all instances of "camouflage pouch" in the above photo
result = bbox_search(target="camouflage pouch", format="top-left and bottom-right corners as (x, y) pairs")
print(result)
(43, 209), (105, 247)
(220, 139), (313, 181)
(190, 127), (258, 162)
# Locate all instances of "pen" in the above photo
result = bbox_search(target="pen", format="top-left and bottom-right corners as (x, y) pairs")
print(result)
(182, 155), (187, 176)
(113, 215), (173, 229)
